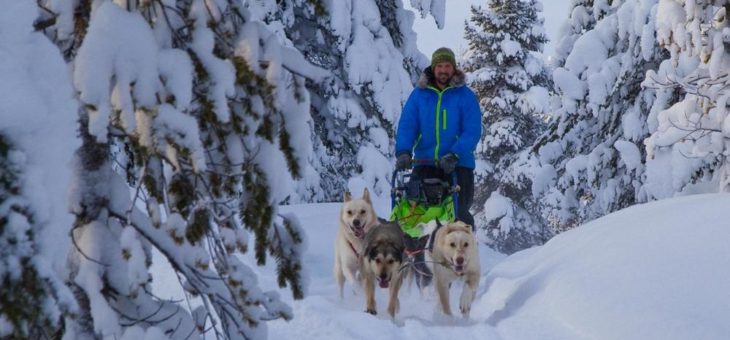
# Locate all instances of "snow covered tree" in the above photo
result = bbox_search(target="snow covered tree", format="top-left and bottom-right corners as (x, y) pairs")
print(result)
(552, 0), (615, 67)
(0, 136), (68, 339)
(643, 0), (730, 198)
(0, 2), (78, 336)
(278, 0), (431, 201)
(409, 0), (447, 30)
(526, 0), (666, 239)
(0, 139), (73, 339)
(462, 0), (552, 253)
(36, 1), (323, 338)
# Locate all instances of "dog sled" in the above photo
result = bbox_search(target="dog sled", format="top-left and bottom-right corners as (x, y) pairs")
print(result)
(389, 160), (460, 289)
(390, 159), (460, 237)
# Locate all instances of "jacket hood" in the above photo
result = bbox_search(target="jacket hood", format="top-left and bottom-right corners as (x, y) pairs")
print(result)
(416, 66), (466, 89)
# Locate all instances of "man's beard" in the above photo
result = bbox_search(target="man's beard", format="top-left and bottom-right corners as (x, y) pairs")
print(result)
(436, 73), (451, 86)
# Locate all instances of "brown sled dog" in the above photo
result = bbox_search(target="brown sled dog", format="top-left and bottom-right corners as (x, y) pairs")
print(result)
(360, 221), (406, 318)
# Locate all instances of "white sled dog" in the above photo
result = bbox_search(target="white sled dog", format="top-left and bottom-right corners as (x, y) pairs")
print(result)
(334, 188), (379, 298)
(430, 221), (480, 318)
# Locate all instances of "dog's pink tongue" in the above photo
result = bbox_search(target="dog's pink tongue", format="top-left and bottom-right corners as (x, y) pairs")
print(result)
(378, 280), (389, 288)
(353, 228), (363, 238)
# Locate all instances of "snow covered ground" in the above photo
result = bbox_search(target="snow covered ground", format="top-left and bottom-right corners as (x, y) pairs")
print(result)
(242, 193), (730, 340)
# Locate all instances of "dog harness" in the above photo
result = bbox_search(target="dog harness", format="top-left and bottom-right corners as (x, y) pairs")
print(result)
(347, 240), (360, 259)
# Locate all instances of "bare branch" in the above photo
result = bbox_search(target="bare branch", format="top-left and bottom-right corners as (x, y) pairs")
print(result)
(70, 224), (109, 267)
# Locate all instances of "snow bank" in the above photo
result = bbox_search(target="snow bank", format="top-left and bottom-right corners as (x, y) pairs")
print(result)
(480, 193), (730, 339)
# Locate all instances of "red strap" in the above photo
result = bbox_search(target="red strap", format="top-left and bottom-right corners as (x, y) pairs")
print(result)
(347, 240), (360, 259)
(405, 248), (424, 257)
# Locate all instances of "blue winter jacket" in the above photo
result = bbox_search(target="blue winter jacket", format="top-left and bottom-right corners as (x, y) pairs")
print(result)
(395, 68), (482, 169)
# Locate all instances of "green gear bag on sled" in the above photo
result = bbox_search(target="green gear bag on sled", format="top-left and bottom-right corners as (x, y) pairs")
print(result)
(390, 196), (455, 238)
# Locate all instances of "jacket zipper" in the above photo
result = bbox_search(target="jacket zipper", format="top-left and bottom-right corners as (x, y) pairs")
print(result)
(429, 86), (451, 160)
(443, 109), (447, 130)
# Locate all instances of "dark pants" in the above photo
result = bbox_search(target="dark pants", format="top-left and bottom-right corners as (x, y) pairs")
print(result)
(411, 166), (475, 228)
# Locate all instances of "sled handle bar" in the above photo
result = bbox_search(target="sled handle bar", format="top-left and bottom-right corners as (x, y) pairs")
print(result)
(390, 164), (460, 214)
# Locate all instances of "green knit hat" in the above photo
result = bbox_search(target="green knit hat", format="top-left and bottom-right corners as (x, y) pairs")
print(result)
(431, 47), (456, 69)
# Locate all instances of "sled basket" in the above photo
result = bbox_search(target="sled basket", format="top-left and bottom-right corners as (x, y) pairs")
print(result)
(390, 195), (454, 238)
(390, 169), (457, 238)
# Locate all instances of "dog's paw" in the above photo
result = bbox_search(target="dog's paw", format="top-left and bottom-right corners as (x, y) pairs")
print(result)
(460, 307), (471, 318)
(365, 308), (377, 315)
(459, 301), (471, 318)
(387, 306), (396, 318)
(387, 299), (400, 318)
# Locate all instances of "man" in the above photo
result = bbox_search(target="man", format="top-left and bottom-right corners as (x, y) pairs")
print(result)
(395, 47), (481, 228)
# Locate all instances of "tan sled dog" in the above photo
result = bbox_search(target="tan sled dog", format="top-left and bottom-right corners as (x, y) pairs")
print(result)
(360, 221), (405, 318)
(334, 188), (378, 298)
(431, 221), (480, 318)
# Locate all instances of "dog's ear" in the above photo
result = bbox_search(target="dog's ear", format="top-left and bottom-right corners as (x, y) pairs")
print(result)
(362, 188), (371, 203)
(344, 191), (352, 202)
(366, 243), (379, 260)
(460, 223), (474, 234)
(391, 244), (404, 263)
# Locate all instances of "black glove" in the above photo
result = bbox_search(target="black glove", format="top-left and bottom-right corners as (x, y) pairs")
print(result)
(395, 153), (412, 170)
(439, 153), (458, 174)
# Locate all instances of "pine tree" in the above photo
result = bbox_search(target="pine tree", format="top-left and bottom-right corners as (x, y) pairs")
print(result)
(0, 136), (70, 338)
(37, 1), (315, 338)
(462, 0), (552, 253)
(643, 0), (730, 197)
(279, 0), (428, 201)
(0, 2), (78, 336)
(552, 0), (621, 66)
(528, 0), (666, 238)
